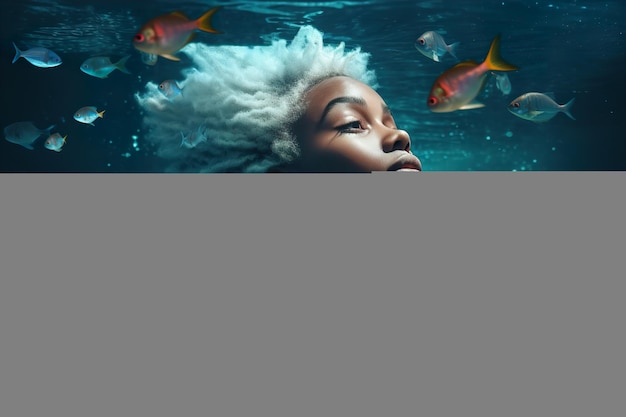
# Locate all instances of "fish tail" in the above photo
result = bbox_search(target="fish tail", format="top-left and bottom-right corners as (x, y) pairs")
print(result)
(196, 6), (223, 34)
(98, 110), (105, 119)
(12, 42), (21, 64)
(484, 34), (519, 72)
(447, 42), (460, 60)
(115, 55), (132, 74)
(562, 98), (576, 120)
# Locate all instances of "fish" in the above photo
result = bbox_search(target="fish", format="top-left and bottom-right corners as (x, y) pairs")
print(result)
(427, 34), (519, 113)
(132, 7), (223, 61)
(44, 132), (67, 152)
(492, 72), (512, 95)
(4, 121), (55, 150)
(180, 126), (208, 149)
(158, 80), (183, 100)
(140, 51), (158, 66)
(12, 42), (62, 68)
(80, 56), (131, 78)
(414, 31), (459, 62)
(507, 92), (575, 122)
(74, 106), (105, 126)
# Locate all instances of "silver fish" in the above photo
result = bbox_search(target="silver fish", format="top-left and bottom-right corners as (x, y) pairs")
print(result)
(80, 56), (131, 78)
(492, 72), (512, 95)
(415, 31), (459, 62)
(12, 42), (62, 68)
(74, 106), (105, 126)
(140, 51), (158, 66)
(158, 80), (183, 100)
(508, 92), (575, 122)
(4, 121), (55, 150)
(44, 133), (67, 152)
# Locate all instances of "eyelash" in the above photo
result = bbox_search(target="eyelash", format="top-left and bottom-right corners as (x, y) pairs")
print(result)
(336, 120), (365, 133)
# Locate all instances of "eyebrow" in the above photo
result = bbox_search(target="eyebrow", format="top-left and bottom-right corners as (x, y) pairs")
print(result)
(317, 96), (391, 126)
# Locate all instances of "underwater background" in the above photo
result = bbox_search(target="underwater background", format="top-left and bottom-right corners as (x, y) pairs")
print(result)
(1, 0), (624, 172)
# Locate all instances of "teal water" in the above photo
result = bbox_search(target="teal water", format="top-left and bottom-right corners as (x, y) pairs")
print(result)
(1, 0), (624, 172)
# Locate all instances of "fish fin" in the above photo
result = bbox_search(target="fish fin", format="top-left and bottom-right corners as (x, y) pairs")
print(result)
(12, 42), (21, 64)
(432, 52), (439, 62)
(98, 110), (105, 118)
(115, 55), (132, 74)
(484, 34), (519, 72)
(459, 101), (485, 110)
(161, 53), (181, 62)
(562, 98), (576, 120)
(23, 143), (35, 150)
(543, 92), (556, 100)
(196, 6), (223, 34)
(170, 11), (190, 20)
(184, 32), (197, 47)
(180, 132), (186, 147)
(447, 42), (460, 60)
(453, 60), (479, 69)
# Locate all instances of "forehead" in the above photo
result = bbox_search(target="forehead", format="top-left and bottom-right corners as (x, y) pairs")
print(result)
(304, 76), (385, 116)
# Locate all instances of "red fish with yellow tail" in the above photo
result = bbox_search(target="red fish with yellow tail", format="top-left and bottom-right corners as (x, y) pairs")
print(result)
(427, 34), (518, 112)
(132, 7), (222, 61)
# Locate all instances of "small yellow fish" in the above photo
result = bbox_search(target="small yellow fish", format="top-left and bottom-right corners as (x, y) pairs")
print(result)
(44, 133), (67, 152)
(74, 106), (105, 126)
(427, 34), (519, 113)
(132, 7), (223, 61)
(158, 80), (183, 100)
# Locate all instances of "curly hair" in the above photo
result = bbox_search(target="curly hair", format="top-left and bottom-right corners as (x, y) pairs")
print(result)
(134, 25), (377, 172)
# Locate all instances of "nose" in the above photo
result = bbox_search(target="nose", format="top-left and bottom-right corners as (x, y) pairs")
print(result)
(382, 127), (411, 153)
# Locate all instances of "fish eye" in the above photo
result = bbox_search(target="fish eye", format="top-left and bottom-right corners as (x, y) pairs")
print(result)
(513, 102), (520, 108)
(134, 34), (144, 42)
(418, 38), (425, 45)
(159, 84), (164, 89)
(427, 97), (438, 106)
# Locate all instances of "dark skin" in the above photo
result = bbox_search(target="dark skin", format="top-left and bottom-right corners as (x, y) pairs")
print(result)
(279, 76), (422, 173)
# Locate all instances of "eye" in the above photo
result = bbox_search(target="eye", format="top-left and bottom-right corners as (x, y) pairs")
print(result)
(134, 33), (144, 42)
(159, 84), (164, 89)
(337, 120), (364, 133)
(418, 38), (425, 45)
(513, 102), (520, 108)
(427, 97), (438, 106)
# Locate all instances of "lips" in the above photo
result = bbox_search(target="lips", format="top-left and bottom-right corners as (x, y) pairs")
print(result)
(388, 153), (422, 172)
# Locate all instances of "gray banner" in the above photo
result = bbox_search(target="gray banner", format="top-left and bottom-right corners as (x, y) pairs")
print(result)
(1, 173), (625, 417)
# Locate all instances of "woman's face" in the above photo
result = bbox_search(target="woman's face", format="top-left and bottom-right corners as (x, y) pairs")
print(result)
(293, 76), (422, 172)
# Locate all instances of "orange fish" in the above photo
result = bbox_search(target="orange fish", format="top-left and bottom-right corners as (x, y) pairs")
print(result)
(427, 34), (518, 113)
(132, 7), (222, 61)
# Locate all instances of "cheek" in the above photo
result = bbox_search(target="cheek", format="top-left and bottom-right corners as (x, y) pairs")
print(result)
(321, 137), (388, 172)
